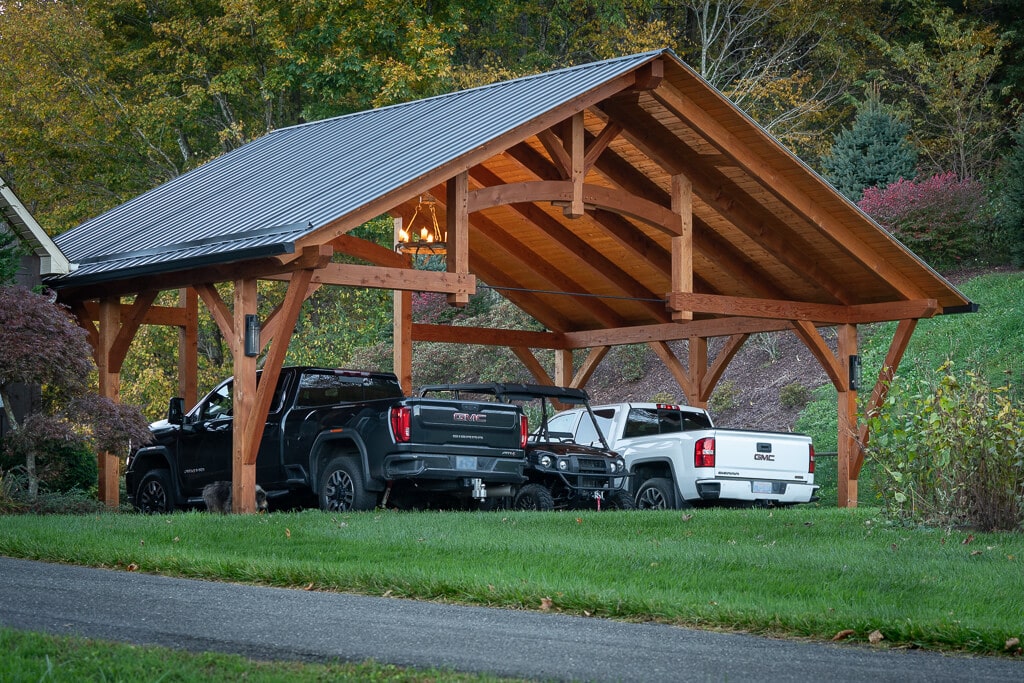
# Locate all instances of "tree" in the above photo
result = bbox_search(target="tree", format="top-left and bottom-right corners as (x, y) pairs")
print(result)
(822, 87), (919, 201)
(874, 3), (1012, 178)
(993, 117), (1024, 266)
(0, 286), (151, 497)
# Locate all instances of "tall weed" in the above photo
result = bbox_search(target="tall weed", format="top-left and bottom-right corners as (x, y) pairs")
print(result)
(867, 361), (1024, 530)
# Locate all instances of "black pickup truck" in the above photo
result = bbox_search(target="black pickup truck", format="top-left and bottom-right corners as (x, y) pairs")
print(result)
(419, 383), (632, 511)
(125, 367), (527, 512)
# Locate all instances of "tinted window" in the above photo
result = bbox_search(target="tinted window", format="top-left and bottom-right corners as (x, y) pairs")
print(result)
(623, 407), (659, 438)
(295, 371), (403, 407)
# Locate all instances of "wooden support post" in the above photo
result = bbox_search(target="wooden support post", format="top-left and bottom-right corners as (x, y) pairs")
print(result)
(96, 297), (121, 507)
(670, 174), (693, 322)
(648, 341), (694, 401)
(512, 347), (554, 386)
(178, 287), (199, 409)
(554, 349), (574, 387)
(565, 112), (585, 218)
(394, 217), (413, 393)
(231, 278), (258, 514)
(857, 319), (918, 477)
(447, 172), (470, 307)
(837, 323), (859, 508)
(687, 336), (708, 408)
(570, 346), (609, 389)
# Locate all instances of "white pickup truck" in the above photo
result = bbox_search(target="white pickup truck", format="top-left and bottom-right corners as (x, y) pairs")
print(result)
(547, 402), (817, 509)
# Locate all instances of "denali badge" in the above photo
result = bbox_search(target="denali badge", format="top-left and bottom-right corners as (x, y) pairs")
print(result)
(453, 413), (487, 423)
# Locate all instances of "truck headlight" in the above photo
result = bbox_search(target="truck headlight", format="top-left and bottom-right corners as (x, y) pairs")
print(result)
(613, 459), (625, 473)
(539, 454), (553, 468)
(557, 459), (568, 471)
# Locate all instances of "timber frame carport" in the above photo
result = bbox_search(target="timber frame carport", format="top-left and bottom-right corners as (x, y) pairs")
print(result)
(47, 49), (973, 513)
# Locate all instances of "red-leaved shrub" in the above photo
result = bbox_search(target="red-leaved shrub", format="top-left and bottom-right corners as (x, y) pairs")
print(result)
(858, 172), (987, 270)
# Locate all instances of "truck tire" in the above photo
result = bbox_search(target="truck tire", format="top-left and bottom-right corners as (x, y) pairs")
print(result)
(513, 483), (555, 511)
(605, 488), (636, 510)
(319, 457), (375, 511)
(635, 477), (682, 510)
(135, 469), (176, 513)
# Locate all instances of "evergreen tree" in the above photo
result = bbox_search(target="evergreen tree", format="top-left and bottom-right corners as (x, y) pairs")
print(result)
(822, 89), (919, 201)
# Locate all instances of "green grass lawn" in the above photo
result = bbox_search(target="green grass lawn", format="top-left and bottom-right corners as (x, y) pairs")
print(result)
(2, 506), (1022, 658)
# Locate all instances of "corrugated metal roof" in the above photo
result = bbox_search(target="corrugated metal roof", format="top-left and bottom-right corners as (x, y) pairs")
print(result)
(51, 50), (664, 286)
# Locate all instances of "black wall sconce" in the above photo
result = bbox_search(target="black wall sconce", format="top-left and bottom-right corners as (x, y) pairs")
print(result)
(244, 314), (261, 357)
(848, 354), (862, 392)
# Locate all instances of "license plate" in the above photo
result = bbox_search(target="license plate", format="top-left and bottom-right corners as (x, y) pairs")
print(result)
(456, 456), (478, 470)
(752, 481), (773, 494)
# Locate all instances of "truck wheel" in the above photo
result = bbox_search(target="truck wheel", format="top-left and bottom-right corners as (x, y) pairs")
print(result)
(513, 483), (555, 511)
(135, 469), (176, 513)
(635, 477), (680, 510)
(605, 489), (636, 510)
(319, 457), (375, 511)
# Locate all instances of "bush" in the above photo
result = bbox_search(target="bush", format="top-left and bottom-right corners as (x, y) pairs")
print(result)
(779, 382), (811, 409)
(858, 172), (989, 271)
(708, 380), (738, 413)
(867, 362), (1024, 531)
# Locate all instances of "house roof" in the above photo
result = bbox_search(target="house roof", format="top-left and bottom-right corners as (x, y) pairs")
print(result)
(1, 177), (72, 275)
(47, 48), (972, 334)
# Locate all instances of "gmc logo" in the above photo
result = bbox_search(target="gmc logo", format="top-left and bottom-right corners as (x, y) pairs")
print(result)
(453, 413), (486, 423)
(754, 453), (775, 461)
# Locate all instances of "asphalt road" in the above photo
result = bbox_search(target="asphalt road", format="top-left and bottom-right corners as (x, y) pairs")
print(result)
(1, 556), (1020, 682)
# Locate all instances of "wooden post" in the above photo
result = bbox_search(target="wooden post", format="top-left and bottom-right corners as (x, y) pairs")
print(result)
(670, 174), (693, 322)
(393, 217), (413, 394)
(837, 323), (859, 508)
(178, 287), (199, 408)
(96, 296), (121, 507)
(687, 336), (707, 408)
(554, 349), (574, 387)
(231, 278), (258, 514)
(447, 172), (470, 307)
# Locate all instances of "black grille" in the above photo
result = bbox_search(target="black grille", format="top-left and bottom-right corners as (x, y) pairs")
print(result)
(576, 457), (607, 474)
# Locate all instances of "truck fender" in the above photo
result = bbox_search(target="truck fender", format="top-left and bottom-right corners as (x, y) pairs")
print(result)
(308, 430), (382, 493)
(126, 446), (184, 502)
(627, 456), (681, 498)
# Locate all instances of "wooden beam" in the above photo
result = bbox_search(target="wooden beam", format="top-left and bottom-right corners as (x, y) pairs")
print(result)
(331, 234), (407, 268)
(648, 341), (694, 399)
(537, 128), (571, 179)
(687, 336), (707, 407)
(566, 317), (798, 348)
(79, 300), (192, 327)
(242, 269), (314, 465)
(665, 293), (939, 325)
(108, 290), (158, 373)
(600, 100), (851, 304)
(269, 262), (475, 296)
(792, 320), (846, 391)
(670, 173), (693, 322)
(566, 113), (585, 218)
(632, 58), (663, 90)
(512, 347), (554, 385)
(699, 333), (749, 402)
(570, 346), (609, 389)
(468, 180), (678, 233)
(650, 81), (930, 301)
(96, 297), (121, 507)
(70, 301), (99, 352)
(857, 318), (918, 474)
(195, 283), (233, 341)
(446, 171), (470, 306)
(583, 122), (622, 172)
(412, 323), (565, 349)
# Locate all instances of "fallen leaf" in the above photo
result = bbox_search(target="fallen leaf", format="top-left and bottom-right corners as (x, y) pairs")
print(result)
(139, 539), (145, 546)
(540, 597), (553, 610)
(575, 518), (582, 524)
(971, 550), (983, 556)
(832, 629), (855, 642)
(868, 630), (884, 645)
(891, 544), (899, 551)
(804, 521), (814, 527)
(304, 583), (314, 591)
(126, 563), (139, 572)
(962, 534), (974, 545)
(173, 536), (180, 543)
(285, 528), (291, 538)
(487, 584), (495, 592)
(382, 589), (393, 598)
(584, 610), (592, 617)
(1006, 637), (1020, 651)
(681, 514), (693, 522)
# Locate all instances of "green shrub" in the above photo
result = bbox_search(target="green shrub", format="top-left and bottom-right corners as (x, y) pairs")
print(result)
(649, 390), (678, 404)
(612, 344), (648, 382)
(779, 382), (811, 409)
(708, 380), (738, 413)
(867, 361), (1024, 531)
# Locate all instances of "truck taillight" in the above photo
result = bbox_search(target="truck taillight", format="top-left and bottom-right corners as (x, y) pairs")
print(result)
(520, 414), (529, 449)
(694, 436), (715, 468)
(809, 444), (815, 474)
(390, 406), (411, 443)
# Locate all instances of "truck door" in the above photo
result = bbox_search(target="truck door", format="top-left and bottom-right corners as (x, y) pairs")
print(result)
(178, 381), (234, 495)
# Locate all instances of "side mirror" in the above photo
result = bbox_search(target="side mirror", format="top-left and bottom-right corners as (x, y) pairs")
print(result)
(167, 397), (185, 425)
